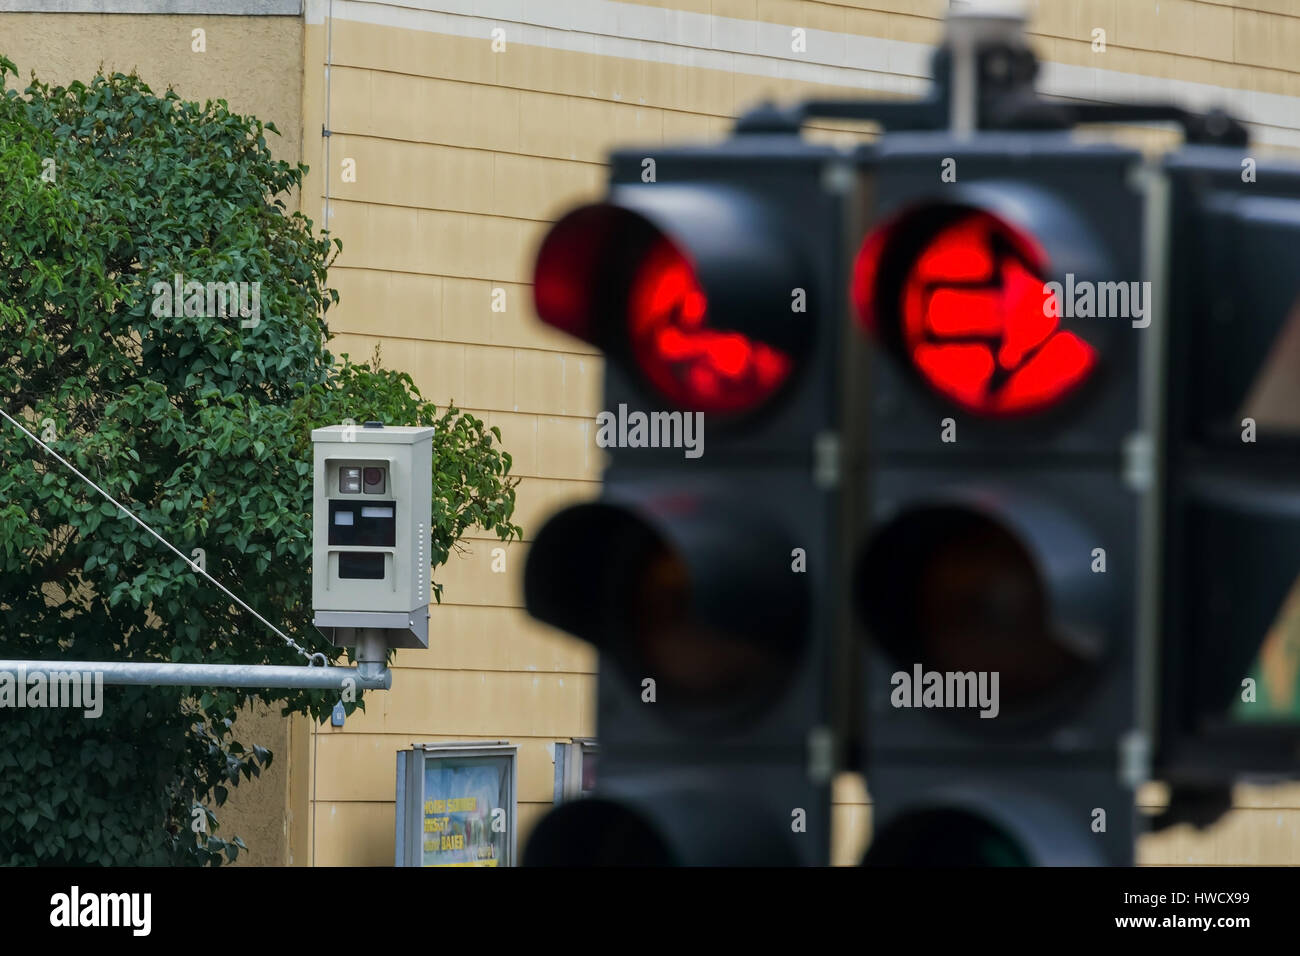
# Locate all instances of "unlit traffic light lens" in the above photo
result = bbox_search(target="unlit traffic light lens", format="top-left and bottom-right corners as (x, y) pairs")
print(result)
(523, 799), (674, 866)
(523, 500), (808, 725)
(854, 207), (1097, 416)
(858, 505), (1096, 717)
(864, 809), (1032, 866)
(628, 538), (783, 704)
(524, 793), (802, 866)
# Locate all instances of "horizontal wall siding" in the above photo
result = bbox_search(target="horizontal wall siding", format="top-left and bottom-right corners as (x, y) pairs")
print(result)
(301, 0), (1300, 866)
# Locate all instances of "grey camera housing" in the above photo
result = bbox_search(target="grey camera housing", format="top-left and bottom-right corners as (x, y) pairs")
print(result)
(311, 423), (435, 649)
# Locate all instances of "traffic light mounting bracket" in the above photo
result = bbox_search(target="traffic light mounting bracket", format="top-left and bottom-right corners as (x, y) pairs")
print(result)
(735, 4), (1247, 146)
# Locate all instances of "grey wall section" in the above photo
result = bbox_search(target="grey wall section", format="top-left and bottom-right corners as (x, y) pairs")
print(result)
(1, 11), (305, 166)
(0, 1), (299, 14)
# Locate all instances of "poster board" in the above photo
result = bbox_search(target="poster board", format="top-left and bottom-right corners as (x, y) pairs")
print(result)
(396, 742), (517, 867)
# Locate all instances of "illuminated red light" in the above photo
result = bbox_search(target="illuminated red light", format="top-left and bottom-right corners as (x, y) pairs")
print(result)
(854, 209), (1097, 416)
(627, 239), (792, 414)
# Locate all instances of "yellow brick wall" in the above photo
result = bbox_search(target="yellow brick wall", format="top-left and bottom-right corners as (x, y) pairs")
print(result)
(291, 0), (1300, 867)
(300, 13), (606, 866)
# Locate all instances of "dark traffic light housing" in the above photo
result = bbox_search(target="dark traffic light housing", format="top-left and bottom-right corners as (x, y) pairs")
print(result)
(524, 142), (853, 865)
(1157, 149), (1300, 785)
(520, 2), (1285, 865)
(848, 134), (1149, 866)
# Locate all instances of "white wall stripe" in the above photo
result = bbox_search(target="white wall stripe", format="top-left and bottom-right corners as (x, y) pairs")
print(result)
(305, 0), (1300, 148)
(0, 0), (299, 11)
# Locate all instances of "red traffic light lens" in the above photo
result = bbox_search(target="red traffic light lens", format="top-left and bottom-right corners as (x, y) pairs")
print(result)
(627, 237), (792, 414)
(534, 199), (808, 416)
(854, 208), (1097, 416)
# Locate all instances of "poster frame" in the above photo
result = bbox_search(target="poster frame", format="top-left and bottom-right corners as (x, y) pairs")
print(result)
(395, 740), (518, 867)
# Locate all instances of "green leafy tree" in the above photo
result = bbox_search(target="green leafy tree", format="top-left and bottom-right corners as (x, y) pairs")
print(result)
(0, 60), (520, 864)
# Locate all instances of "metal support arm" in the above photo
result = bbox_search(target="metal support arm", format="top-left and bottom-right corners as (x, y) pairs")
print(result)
(0, 660), (392, 691)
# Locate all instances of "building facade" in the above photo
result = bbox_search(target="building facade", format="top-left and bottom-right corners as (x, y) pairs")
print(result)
(4, 0), (1300, 865)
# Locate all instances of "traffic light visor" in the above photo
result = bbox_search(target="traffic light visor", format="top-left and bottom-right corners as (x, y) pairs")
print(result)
(523, 498), (809, 723)
(533, 194), (810, 415)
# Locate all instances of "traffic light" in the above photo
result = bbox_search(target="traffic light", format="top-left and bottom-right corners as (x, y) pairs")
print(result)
(1155, 148), (1300, 790)
(520, 142), (852, 865)
(515, 1), (1276, 866)
(850, 135), (1150, 866)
